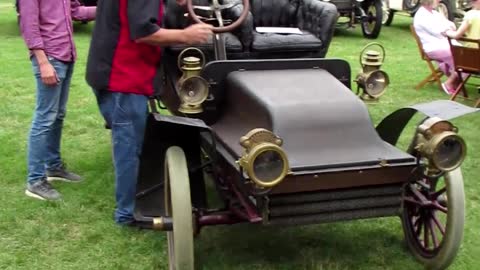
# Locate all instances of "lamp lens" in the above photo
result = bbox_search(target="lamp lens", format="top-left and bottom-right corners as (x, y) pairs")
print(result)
(253, 150), (284, 182)
(434, 136), (464, 170)
(366, 70), (388, 96)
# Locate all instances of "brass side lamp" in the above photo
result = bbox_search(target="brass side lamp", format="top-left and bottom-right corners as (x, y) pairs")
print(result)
(355, 43), (390, 102)
(415, 117), (467, 174)
(177, 48), (209, 114)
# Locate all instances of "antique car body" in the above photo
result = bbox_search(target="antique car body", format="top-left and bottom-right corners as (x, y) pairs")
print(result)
(382, 0), (456, 26)
(132, 0), (478, 269)
(322, 0), (384, 38)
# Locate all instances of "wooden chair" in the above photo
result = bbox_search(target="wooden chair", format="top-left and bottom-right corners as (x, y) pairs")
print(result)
(410, 25), (445, 91)
(448, 37), (480, 108)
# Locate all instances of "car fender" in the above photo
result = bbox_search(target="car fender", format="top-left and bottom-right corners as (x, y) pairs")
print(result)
(376, 100), (479, 146)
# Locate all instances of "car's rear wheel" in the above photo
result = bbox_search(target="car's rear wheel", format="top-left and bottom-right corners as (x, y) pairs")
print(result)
(401, 168), (465, 270)
(383, 9), (395, 26)
(165, 146), (195, 270)
(437, 0), (455, 21)
(361, 0), (383, 38)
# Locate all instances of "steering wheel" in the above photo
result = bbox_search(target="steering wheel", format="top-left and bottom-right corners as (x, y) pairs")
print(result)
(187, 0), (250, 33)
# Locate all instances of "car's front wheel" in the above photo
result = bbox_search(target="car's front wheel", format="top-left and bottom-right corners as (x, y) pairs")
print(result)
(401, 168), (465, 270)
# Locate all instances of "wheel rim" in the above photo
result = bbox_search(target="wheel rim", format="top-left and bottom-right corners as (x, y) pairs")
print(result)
(402, 168), (464, 268)
(404, 178), (448, 256)
(364, 5), (378, 34)
(437, 3), (449, 19)
(165, 146), (194, 270)
(405, 0), (420, 9)
(381, 2), (390, 24)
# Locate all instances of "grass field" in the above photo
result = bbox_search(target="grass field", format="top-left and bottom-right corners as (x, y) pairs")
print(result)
(0, 1), (479, 269)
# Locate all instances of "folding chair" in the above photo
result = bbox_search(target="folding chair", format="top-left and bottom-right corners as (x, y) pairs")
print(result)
(448, 37), (480, 108)
(410, 25), (445, 91)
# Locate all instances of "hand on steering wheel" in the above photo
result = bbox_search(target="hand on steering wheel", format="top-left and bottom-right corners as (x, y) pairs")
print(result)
(186, 0), (250, 33)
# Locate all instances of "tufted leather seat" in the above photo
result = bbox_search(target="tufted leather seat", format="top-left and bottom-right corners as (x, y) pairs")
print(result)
(246, 0), (338, 58)
(163, 0), (337, 59)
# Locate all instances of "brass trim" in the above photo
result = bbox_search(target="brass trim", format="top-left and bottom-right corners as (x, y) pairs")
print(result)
(178, 76), (209, 114)
(238, 130), (290, 188)
(417, 130), (467, 172)
(177, 47), (205, 70)
(427, 132), (466, 172)
(153, 217), (165, 230)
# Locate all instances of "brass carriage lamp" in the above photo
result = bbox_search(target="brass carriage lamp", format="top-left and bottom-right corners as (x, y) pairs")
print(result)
(415, 117), (467, 174)
(237, 129), (290, 189)
(177, 48), (209, 114)
(355, 42), (390, 102)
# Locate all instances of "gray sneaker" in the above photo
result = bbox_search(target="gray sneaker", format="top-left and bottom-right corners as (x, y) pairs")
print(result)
(47, 164), (83, 183)
(25, 179), (62, 201)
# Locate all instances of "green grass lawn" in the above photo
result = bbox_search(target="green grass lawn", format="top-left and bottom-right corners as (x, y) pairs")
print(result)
(0, 1), (479, 269)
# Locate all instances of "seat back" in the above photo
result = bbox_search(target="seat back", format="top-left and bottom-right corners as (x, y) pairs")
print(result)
(249, 0), (300, 27)
(448, 37), (480, 74)
(410, 25), (429, 61)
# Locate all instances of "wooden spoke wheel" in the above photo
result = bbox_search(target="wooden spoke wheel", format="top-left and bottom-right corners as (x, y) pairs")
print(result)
(165, 146), (194, 270)
(401, 168), (465, 270)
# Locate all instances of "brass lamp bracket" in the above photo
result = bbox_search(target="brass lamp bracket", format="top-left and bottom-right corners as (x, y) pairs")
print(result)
(239, 128), (283, 151)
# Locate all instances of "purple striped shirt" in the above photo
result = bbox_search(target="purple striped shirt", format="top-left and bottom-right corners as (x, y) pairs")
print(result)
(18, 0), (96, 62)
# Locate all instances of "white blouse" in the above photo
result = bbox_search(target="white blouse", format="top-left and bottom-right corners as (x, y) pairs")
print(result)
(413, 6), (454, 53)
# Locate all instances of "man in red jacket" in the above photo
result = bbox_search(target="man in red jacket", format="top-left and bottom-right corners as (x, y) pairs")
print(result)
(86, 0), (212, 225)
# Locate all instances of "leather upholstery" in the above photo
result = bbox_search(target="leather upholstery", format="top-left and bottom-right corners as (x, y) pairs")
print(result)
(163, 0), (337, 58)
(250, 0), (298, 27)
(247, 0), (338, 57)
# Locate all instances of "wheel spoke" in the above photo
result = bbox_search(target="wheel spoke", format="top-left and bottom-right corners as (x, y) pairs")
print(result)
(424, 217), (429, 249)
(429, 218), (439, 249)
(432, 212), (446, 236)
(432, 202), (448, 213)
(432, 187), (447, 199)
(404, 196), (423, 206)
(410, 186), (430, 203)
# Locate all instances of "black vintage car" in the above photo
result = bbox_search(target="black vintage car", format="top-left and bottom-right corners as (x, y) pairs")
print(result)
(129, 0), (478, 269)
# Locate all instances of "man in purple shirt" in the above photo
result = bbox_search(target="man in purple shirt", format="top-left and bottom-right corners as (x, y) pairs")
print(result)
(18, 0), (96, 201)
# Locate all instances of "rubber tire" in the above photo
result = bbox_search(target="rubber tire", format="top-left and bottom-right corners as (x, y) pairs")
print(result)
(402, 168), (465, 270)
(362, 0), (383, 39)
(165, 146), (195, 270)
(383, 9), (395, 26)
(437, 0), (455, 21)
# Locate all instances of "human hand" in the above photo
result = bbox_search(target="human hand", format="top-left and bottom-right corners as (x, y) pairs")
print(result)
(39, 62), (59, 86)
(182, 23), (213, 45)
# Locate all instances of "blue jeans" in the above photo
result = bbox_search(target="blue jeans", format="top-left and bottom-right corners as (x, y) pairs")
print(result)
(93, 89), (148, 224)
(27, 56), (74, 184)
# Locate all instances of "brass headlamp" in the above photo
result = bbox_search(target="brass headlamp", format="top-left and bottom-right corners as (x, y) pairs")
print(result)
(237, 129), (290, 188)
(415, 117), (467, 172)
(177, 48), (209, 114)
(355, 43), (390, 102)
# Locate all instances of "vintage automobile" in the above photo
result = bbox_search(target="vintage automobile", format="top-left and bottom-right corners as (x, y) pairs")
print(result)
(131, 0), (478, 269)
(323, 0), (384, 38)
(382, 0), (455, 26)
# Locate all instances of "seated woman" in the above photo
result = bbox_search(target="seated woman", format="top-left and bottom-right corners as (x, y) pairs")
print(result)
(443, 0), (480, 48)
(413, 0), (459, 94)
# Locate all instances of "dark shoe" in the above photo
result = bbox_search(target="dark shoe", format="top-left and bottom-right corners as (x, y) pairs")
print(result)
(25, 179), (62, 201)
(47, 163), (83, 183)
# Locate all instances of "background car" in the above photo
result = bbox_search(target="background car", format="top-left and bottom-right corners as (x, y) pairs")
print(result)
(382, 0), (456, 26)
(323, 0), (384, 38)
